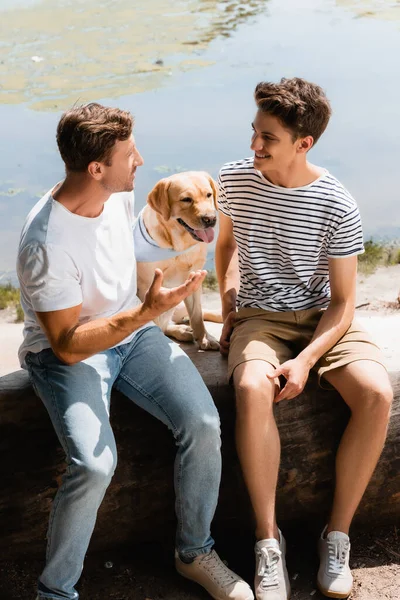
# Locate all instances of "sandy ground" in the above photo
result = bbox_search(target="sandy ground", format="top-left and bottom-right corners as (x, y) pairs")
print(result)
(0, 524), (399, 600)
(1, 265), (399, 599)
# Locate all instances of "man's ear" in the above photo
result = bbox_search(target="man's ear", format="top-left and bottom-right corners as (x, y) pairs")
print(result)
(206, 174), (218, 209)
(87, 161), (103, 180)
(147, 179), (171, 221)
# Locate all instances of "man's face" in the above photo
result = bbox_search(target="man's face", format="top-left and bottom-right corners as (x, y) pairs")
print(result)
(250, 110), (299, 175)
(101, 135), (144, 193)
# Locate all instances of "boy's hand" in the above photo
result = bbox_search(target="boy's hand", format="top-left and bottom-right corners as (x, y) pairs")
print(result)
(219, 311), (237, 355)
(267, 357), (311, 402)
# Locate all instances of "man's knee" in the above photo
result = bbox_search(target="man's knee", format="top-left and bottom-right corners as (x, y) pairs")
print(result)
(76, 452), (118, 489)
(180, 409), (221, 451)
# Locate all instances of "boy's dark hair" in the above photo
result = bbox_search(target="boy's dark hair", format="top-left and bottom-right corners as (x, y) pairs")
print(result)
(56, 103), (134, 172)
(254, 77), (332, 144)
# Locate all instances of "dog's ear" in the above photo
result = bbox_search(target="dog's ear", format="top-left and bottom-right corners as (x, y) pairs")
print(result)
(207, 174), (218, 209)
(147, 179), (171, 221)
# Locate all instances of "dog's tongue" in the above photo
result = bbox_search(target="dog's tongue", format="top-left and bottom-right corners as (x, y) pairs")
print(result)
(194, 227), (215, 243)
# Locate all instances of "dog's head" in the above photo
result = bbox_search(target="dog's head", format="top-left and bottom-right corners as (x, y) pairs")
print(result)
(147, 171), (217, 243)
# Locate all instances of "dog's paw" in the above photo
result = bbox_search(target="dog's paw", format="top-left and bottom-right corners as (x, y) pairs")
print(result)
(167, 324), (194, 342)
(197, 333), (220, 351)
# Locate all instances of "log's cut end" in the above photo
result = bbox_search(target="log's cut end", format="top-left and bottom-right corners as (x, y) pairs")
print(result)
(0, 319), (399, 559)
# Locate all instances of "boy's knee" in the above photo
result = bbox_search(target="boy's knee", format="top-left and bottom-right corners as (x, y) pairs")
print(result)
(355, 381), (393, 422)
(234, 365), (276, 416)
(371, 383), (393, 418)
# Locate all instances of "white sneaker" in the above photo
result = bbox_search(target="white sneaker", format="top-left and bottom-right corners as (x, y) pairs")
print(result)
(176, 549), (254, 600)
(254, 531), (291, 600)
(317, 527), (353, 598)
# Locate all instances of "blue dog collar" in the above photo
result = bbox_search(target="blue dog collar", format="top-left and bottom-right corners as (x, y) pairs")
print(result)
(133, 209), (191, 262)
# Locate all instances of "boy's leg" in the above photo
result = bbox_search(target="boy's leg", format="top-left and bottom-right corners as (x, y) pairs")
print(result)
(228, 310), (294, 600)
(233, 360), (280, 541)
(233, 361), (292, 600)
(322, 360), (392, 533)
(314, 320), (392, 598)
(115, 326), (254, 600)
(228, 310), (294, 542)
(25, 348), (120, 600)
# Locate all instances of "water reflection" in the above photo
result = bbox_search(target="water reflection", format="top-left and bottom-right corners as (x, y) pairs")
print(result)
(0, 0), (399, 280)
(0, 0), (269, 111)
(337, 1), (400, 21)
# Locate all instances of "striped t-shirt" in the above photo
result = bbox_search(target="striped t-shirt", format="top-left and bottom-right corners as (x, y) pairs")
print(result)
(218, 157), (364, 312)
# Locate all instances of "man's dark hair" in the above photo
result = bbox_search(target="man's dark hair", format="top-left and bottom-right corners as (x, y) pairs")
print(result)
(254, 77), (332, 144)
(56, 103), (134, 172)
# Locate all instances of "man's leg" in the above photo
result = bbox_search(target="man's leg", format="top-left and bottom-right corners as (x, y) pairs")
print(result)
(323, 360), (392, 534)
(114, 326), (253, 600)
(26, 348), (119, 600)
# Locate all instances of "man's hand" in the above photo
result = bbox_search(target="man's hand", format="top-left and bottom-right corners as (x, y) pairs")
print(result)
(219, 310), (236, 355)
(143, 268), (206, 319)
(266, 357), (311, 403)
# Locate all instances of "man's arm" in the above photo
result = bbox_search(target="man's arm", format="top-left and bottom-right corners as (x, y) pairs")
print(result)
(269, 255), (357, 401)
(215, 211), (240, 354)
(36, 268), (206, 365)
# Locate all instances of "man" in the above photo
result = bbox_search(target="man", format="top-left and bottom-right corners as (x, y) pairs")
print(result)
(215, 78), (392, 600)
(17, 103), (254, 600)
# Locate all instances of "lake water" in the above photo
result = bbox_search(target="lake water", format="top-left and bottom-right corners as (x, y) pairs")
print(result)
(1, 0), (399, 283)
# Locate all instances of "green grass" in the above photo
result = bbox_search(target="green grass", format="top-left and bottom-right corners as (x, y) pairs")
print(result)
(358, 240), (400, 275)
(0, 283), (24, 323)
(203, 270), (219, 291)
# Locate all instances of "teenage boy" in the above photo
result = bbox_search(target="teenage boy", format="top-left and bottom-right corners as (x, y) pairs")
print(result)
(18, 102), (254, 600)
(216, 78), (392, 600)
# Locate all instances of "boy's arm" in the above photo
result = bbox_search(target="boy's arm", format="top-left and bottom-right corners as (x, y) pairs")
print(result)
(269, 255), (357, 401)
(215, 211), (240, 354)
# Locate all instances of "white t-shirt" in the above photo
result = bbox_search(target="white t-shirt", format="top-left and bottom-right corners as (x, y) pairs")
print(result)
(218, 158), (365, 312)
(17, 187), (149, 366)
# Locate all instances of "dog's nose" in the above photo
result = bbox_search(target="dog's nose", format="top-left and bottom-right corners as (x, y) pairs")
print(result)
(201, 215), (217, 227)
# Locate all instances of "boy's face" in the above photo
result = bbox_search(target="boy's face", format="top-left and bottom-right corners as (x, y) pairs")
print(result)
(251, 110), (301, 176)
(100, 135), (144, 193)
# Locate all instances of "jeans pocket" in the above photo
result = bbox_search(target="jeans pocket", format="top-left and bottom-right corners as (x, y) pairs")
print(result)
(36, 347), (63, 367)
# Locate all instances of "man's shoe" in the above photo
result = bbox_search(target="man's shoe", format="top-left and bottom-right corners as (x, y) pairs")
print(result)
(254, 531), (291, 600)
(176, 549), (254, 600)
(317, 527), (353, 598)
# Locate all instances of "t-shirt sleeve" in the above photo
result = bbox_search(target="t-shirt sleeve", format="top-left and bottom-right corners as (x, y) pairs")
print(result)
(19, 243), (83, 312)
(327, 204), (365, 258)
(217, 173), (231, 218)
(129, 190), (136, 220)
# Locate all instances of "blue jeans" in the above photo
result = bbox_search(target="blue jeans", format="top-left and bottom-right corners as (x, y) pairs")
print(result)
(25, 326), (221, 600)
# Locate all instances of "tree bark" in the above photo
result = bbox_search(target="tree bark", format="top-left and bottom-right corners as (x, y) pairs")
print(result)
(0, 347), (398, 560)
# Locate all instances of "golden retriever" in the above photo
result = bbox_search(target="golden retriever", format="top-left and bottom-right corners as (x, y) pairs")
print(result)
(136, 171), (221, 350)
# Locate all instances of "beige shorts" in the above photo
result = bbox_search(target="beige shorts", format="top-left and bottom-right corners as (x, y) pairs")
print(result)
(228, 307), (386, 387)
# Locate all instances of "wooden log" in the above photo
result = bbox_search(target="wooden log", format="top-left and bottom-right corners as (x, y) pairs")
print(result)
(0, 346), (399, 560)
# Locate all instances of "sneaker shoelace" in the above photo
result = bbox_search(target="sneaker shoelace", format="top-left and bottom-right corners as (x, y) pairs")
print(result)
(327, 539), (350, 575)
(257, 546), (282, 590)
(200, 550), (238, 587)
